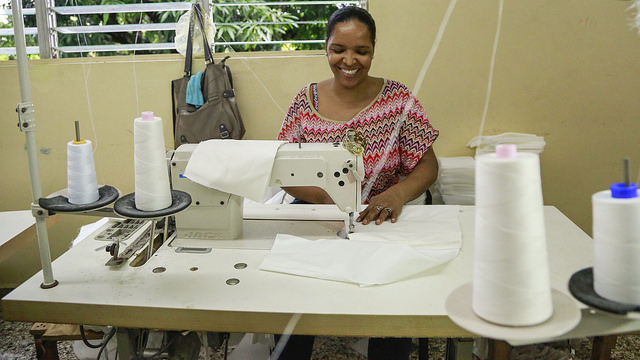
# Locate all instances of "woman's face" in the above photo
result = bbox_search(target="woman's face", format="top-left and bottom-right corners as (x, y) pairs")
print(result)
(326, 20), (375, 89)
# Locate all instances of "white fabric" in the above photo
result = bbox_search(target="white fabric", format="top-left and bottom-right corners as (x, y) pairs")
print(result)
(436, 156), (476, 205)
(349, 205), (461, 249)
(184, 140), (286, 202)
(260, 206), (462, 286)
(466, 132), (546, 156)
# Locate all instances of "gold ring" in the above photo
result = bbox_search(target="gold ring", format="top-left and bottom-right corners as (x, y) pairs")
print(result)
(385, 208), (393, 215)
(375, 205), (384, 212)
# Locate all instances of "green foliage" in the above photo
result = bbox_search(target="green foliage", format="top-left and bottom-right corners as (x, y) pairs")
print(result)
(213, 1), (301, 52)
(278, 3), (335, 49)
(1, 0), (343, 58)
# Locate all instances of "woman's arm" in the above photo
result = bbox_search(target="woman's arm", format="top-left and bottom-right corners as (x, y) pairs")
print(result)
(281, 186), (335, 204)
(357, 147), (438, 225)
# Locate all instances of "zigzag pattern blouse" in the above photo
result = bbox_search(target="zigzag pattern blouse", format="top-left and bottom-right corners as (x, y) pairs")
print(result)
(277, 79), (439, 202)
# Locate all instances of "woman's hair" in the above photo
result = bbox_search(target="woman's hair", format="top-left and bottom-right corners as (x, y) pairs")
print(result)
(326, 6), (376, 44)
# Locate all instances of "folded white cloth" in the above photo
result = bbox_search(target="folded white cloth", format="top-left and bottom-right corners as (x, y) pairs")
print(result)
(184, 140), (286, 202)
(466, 132), (546, 155)
(260, 206), (462, 286)
(436, 157), (476, 205)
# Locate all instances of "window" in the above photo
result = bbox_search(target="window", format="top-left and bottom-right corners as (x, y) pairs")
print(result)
(0, 0), (367, 59)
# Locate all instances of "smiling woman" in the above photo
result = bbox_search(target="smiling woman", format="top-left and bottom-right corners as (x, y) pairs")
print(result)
(277, 6), (439, 225)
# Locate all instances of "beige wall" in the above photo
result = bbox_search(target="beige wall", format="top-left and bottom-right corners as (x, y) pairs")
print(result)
(2, 0), (640, 269)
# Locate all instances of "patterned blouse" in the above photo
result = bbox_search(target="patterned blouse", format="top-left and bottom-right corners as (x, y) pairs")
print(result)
(277, 79), (439, 202)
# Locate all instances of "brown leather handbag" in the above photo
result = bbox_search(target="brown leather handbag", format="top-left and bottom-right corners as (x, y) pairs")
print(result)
(171, 3), (245, 149)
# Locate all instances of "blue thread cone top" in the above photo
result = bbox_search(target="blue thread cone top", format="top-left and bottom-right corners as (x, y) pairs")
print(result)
(610, 182), (639, 199)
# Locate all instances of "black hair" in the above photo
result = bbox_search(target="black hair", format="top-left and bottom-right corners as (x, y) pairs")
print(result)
(326, 6), (376, 44)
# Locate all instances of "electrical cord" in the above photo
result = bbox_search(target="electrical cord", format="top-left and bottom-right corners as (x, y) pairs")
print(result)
(79, 325), (104, 349)
(95, 326), (117, 360)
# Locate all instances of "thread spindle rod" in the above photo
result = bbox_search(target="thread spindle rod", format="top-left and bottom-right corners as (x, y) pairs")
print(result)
(75, 120), (81, 142)
(624, 157), (630, 187)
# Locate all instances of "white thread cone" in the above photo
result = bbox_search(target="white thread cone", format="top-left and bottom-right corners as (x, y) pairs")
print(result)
(67, 140), (99, 204)
(593, 190), (640, 304)
(134, 111), (172, 211)
(472, 147), (553, 326)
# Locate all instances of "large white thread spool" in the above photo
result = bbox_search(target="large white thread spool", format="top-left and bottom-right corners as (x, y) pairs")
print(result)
(134, 111), (172, 211)
(593, 181), (640, 305)
(472, 144), (553, 326)
(67, 139), (99, 204)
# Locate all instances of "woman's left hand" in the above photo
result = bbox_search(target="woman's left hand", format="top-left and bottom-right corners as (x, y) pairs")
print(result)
(356, 192), (404, 225)
(356, 148), (438, 225)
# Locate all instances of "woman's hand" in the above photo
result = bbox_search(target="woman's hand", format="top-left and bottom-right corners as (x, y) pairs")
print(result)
(356, 191), (405, 225)
(357, 148), (438, 225)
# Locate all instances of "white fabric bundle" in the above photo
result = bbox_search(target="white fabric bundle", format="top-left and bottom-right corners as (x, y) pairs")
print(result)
(436, 156), (475, 205)
(467, 132), (546, 156)
(184, 139), (286, 202)
(260, 206), (462, 286)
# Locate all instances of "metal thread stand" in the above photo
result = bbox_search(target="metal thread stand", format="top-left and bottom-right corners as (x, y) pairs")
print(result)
(12, 0), (57, 289)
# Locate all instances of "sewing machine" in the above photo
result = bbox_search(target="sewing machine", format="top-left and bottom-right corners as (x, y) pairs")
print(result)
(169, 142), (363, 248)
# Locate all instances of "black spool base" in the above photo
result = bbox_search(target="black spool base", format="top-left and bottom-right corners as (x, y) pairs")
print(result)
(113, 190), (191, 219)
(568, 267), (640, 316)
(39, 185), (119, 213)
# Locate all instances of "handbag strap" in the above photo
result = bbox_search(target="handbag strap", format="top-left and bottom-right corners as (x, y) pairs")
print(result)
(220, 55), (233, 88)
(183, 3), (214, 77)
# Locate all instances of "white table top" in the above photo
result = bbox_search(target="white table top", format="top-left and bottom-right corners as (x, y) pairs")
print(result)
(3, 205), (628, 341)
(0, 210), (34, 248)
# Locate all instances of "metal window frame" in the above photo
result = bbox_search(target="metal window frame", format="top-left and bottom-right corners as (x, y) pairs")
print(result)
(3, 0), (367, 58)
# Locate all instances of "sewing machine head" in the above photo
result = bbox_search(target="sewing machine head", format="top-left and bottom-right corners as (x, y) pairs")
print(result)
(270, 142), (363, 214)
(169, 142), (363, 244)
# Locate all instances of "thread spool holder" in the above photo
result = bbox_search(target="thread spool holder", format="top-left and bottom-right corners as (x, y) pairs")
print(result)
(32, 185), (122, 283)
(569, 268), (640, 318)
(113, 190), (191, 263)
(445, 283), (581, 342)
(38, 185), (120, 213)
